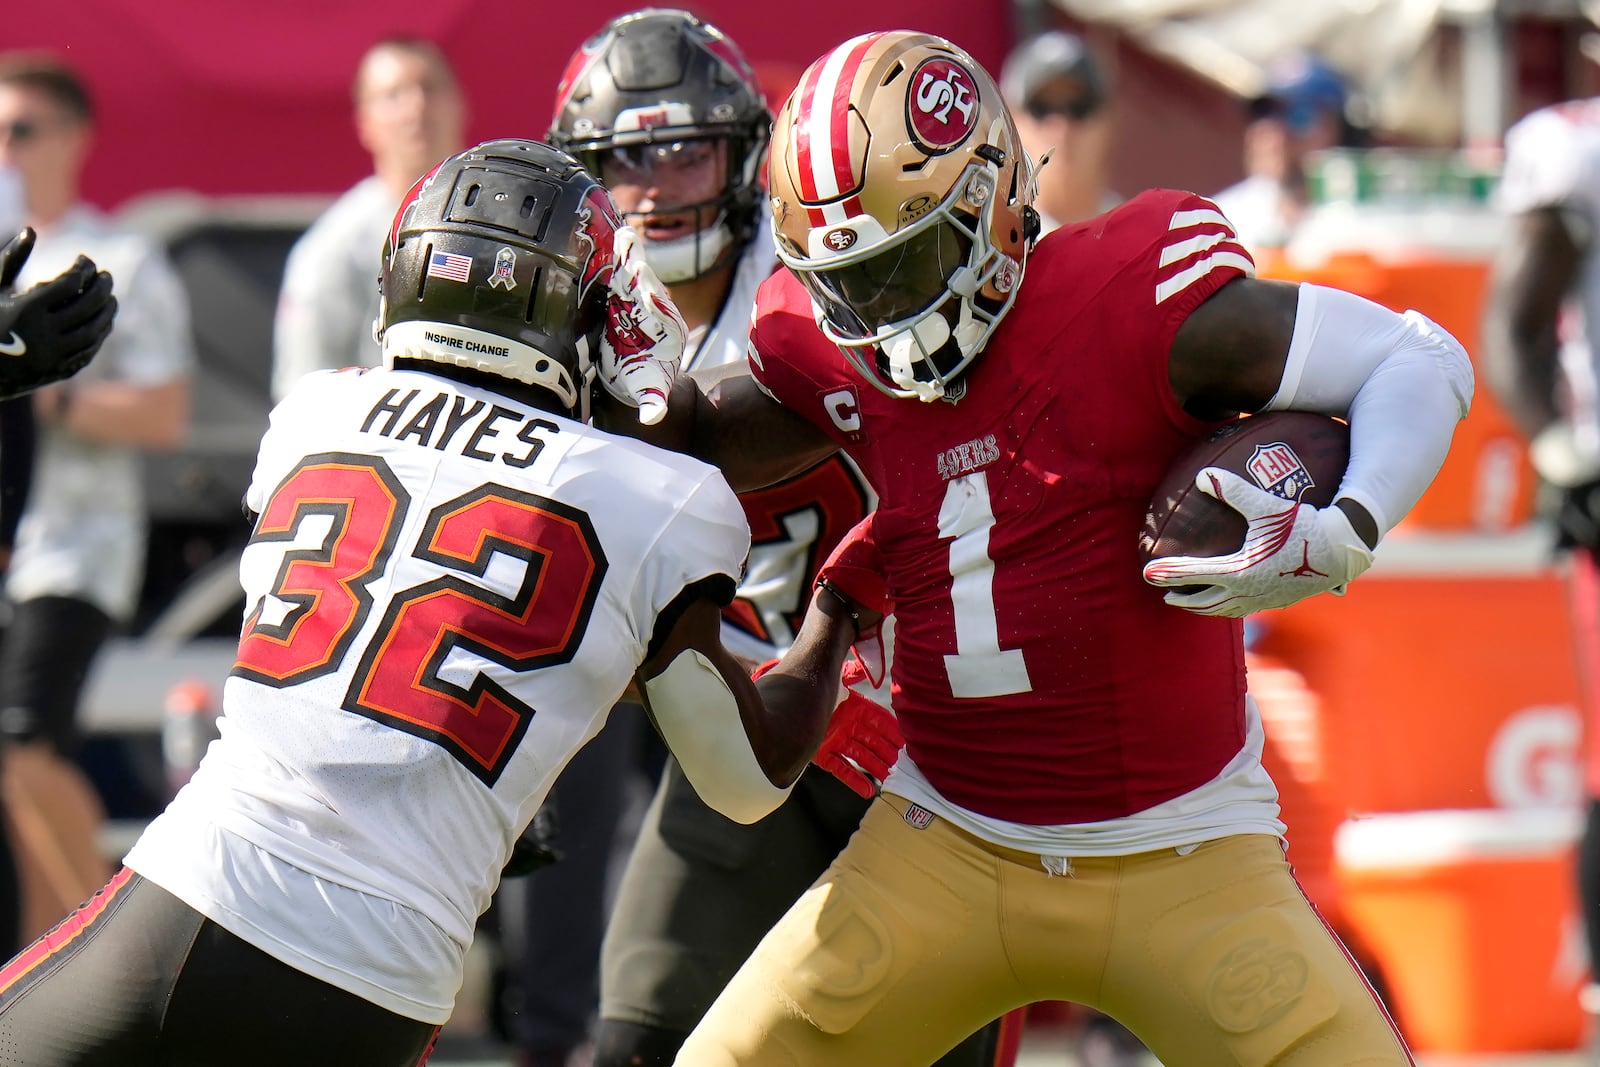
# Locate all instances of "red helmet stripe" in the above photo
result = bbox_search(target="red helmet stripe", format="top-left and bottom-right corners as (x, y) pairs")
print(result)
(792, 54), (829, 205)
(388, 162), (444, 257)
(552, 44), (603, 128)
(794, 33), (881, 207)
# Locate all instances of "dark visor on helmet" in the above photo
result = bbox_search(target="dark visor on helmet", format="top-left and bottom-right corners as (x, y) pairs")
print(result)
(798, 219), (974, 340)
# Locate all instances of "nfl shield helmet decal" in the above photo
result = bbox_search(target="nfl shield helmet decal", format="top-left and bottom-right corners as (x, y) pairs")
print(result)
(488, 246), (518, 290)
(1247, 442), (1315, 500)
(906, 56), (979, 153)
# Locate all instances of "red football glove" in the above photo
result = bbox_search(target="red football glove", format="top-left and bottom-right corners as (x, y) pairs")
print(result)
(815, 688), (903, 799)
(814, 514), (891, 636)
(752, 658), (904, 800)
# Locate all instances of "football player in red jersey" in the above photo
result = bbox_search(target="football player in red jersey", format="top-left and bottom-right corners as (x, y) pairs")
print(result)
(594, 29), (1473, 1067)
(547, 13), (1018, 1067)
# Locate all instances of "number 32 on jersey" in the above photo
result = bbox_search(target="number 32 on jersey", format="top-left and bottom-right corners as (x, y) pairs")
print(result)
(232, 452), (607, 785)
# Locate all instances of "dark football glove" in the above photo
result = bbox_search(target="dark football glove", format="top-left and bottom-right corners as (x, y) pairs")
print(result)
(0, 228), (117, 401)
(1544, 476), (1600, 553)
(501, 803), (563, 878)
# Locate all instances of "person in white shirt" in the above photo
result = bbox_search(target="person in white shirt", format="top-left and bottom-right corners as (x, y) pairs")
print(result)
(1481, 94), (1600, 1043)
(270, 36), (466, 402)
(0, 52), (192, 941)
(1212, 52), (1354, 253)
(0, 137), (888, 1067)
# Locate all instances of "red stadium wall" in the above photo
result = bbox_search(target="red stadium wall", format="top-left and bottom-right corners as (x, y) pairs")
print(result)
(2, 1), (1015, 209)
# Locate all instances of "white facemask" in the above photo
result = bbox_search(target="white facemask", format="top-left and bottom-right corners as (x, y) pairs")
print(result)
(641, 216), (735, 284)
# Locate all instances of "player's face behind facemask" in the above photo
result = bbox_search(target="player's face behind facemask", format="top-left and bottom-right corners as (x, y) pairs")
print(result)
(374, 138), (624, 422)
(547, 8), (772, 286)
(768, 31), (1039, 403)
(598, 137), (738, 285)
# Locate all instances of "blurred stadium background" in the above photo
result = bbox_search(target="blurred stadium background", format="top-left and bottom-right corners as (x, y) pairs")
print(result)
(7, 0), (1600, 1058)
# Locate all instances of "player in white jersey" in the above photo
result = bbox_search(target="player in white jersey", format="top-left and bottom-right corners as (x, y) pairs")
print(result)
(0, 139), (875, 1067)
(1483, 95), (1600, 1038)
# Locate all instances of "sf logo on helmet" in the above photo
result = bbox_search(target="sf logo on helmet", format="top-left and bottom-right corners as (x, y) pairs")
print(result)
(824, 228), (858, 252)
(908, 57), (978, 151)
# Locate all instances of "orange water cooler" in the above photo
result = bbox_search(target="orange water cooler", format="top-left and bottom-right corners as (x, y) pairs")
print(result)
(1250, 190), (1590, 1052)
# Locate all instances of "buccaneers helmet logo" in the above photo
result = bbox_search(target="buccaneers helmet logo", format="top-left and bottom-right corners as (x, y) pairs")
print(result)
(575, 189), (623, 290)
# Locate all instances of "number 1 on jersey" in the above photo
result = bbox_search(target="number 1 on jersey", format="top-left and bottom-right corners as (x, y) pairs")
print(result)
(938, 472), (1032, 698)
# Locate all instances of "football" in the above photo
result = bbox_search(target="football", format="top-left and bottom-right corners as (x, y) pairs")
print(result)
(1139, 411), (1351, 567)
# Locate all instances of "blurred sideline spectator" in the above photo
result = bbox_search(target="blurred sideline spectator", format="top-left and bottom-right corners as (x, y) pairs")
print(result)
(1212, 51), (1355, 252)
(0, 52), (192, 941)
(270, 36), (466, 402)
(1000, 29), (1120, 230)
(1480, 92), (1600, 1044)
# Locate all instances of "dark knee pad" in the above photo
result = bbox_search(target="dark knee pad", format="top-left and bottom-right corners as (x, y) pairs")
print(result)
(592, 1018), (694, 1067)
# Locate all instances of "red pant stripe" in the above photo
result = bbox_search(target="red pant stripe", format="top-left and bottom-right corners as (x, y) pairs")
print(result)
(0, 866), (136, 999)
(413, 1025), (442, 1065)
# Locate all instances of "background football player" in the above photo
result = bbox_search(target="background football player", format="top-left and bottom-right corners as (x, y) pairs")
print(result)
(596, 30), (1473, 1065)
(1481, 90), (1600, 1045)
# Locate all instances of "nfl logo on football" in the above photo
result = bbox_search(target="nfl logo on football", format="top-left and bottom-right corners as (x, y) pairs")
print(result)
(1247, 442), (1314, 500)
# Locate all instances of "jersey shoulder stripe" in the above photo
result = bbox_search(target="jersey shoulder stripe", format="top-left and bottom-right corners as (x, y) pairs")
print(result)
(1155, 202), (1255, 306)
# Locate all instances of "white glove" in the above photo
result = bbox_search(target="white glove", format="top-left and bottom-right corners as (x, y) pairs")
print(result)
(1530, 421), (1600, 488)
(598, 225), (685, 426)
(1141, 467), (1375, 618)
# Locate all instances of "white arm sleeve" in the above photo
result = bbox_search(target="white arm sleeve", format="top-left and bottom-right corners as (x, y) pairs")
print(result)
(1265, 283), (1474, 536)
(643, 649), (792, 825)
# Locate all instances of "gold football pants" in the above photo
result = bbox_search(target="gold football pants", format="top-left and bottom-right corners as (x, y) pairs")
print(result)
(675, 794), (1411, 1066)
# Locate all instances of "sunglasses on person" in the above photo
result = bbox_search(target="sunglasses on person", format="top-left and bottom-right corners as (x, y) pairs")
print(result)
(1023, 94), (1102, 122)
(0, 119), (50, 146)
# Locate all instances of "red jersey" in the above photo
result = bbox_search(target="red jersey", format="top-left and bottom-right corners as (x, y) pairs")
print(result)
(748, 189), (1255, 824)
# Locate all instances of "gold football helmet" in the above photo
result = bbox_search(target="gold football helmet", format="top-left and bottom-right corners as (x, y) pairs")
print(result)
(769, 31), (1039, 401)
